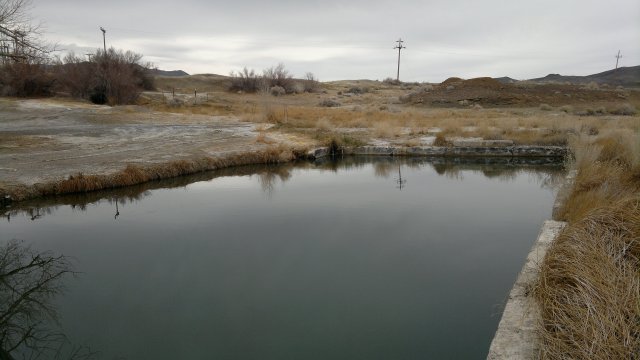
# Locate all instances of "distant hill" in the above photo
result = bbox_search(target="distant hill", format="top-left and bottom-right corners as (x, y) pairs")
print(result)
(150, 69), (190, 77)
(528, 66), (640, 87)
(494, 77), (518, 84)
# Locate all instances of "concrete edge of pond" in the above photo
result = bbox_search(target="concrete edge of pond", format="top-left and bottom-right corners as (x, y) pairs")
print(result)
(486, 220), (566, 359)
(307, 145), (567, 159)
(1, 144), (567, 204)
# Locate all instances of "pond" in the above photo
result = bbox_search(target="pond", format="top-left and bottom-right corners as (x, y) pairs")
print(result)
(2, 156), (564, 359)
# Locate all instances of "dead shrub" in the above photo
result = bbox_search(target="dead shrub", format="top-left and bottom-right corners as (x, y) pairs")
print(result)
(229, 67), (261, 93)
(83, 48), (154, 105)
(0, 62), (55, 97)
(608, 103), (637, 116)
(263, 63), (294, 93)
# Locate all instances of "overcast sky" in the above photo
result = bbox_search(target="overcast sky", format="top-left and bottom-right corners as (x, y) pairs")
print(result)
(31, 0), (640, 82)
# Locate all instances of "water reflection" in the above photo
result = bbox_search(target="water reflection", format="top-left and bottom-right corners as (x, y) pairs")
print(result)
(1, 156), (565, 360)
(2, 157), (564, 221)
(395, 165), (407, 191)
(0, 240), (94, 360)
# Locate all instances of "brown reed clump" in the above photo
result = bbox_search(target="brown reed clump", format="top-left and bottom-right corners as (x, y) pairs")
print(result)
(25, 146), (303, 199)
(536, 131), (640, 359)
(534, 197), (640, 359)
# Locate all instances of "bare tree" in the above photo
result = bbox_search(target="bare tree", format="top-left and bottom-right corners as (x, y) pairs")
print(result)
(53, 52), (93, 98)
(0, 0), (49, 63)
(0, 0), (55, 97)
(0, 240), (79, 359)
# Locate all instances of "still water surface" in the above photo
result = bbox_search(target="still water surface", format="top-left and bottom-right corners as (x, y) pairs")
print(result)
(3, 157), (563, 359)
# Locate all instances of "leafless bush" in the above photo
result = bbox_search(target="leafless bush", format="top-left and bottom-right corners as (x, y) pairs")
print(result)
(302, 72), (320, 93)
(89, 47), (154, 105)
(53, 52), (94, 98)
(262, 63), (294, 93)
(229, 67), (261, 93)
(382, 77), (400, 85)
(0, 62), (55, 96)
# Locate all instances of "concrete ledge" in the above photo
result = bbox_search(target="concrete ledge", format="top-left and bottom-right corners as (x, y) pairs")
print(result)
(307, 145), (567, 159)
(486, 220), (566, 359)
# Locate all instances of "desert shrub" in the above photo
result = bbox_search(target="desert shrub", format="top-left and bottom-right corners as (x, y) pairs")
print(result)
(90, 48), (153, 105)
(539, 103), (553, 111)
(303, 72), (320, 93)
(229, 67), (261, 93)
(269, 86), (285, 97)
(53, 52), (94, 98)
(608, 103), (637, 116)
(53, 48), (153, 105)
(0, 62), (55, 97)
(318, 99), (340, 107)
(291, 82), (304, 94)
(263, 63), (294, 93)
(382, 77), (400, 85)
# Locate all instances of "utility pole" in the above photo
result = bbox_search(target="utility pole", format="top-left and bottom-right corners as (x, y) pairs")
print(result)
(393, 38), (406, 82)
(100, 27), (106, 52)
(615, 50), (622, 70)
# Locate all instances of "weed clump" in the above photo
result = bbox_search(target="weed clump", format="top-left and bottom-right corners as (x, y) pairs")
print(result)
(432, 133), (451, 147)
(537, 132), (640, 359)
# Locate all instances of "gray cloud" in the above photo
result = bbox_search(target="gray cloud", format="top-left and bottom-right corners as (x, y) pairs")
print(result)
(32, 0), (640, 81)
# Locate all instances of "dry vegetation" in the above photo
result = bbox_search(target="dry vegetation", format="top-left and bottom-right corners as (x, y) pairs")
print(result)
(5, 146), (303, 201)
(535, 131), (640, 359)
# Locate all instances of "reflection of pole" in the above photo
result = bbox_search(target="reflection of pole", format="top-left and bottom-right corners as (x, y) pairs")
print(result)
(396, 164), (407, 190)
(114, 200), (120, 219)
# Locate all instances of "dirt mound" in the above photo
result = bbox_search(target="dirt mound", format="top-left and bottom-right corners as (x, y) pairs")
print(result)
(441, 77), (464, 86)
(402, 80), (637, 108)
(440, 77), (504, 90)
(462, 77), (504, 90)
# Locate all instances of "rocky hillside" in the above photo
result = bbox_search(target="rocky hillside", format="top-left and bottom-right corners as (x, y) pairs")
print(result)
(529, 66), (639, 87)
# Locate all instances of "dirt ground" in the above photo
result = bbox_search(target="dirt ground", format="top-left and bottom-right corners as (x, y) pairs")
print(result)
(1, 76), (637, 200)
(0, 98), (311, 190)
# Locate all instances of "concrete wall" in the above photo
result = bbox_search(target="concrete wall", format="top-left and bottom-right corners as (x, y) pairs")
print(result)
(486, 221), (566, 359)
(307, 145), (567, 159)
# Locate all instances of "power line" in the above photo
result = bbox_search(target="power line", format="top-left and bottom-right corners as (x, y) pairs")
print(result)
(393, 38), (406, 81)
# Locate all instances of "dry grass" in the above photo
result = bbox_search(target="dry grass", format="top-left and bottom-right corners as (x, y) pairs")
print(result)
(535, 130), (640, 359)
(7, 146), (304, 201)
(535, 197), (640, 359)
